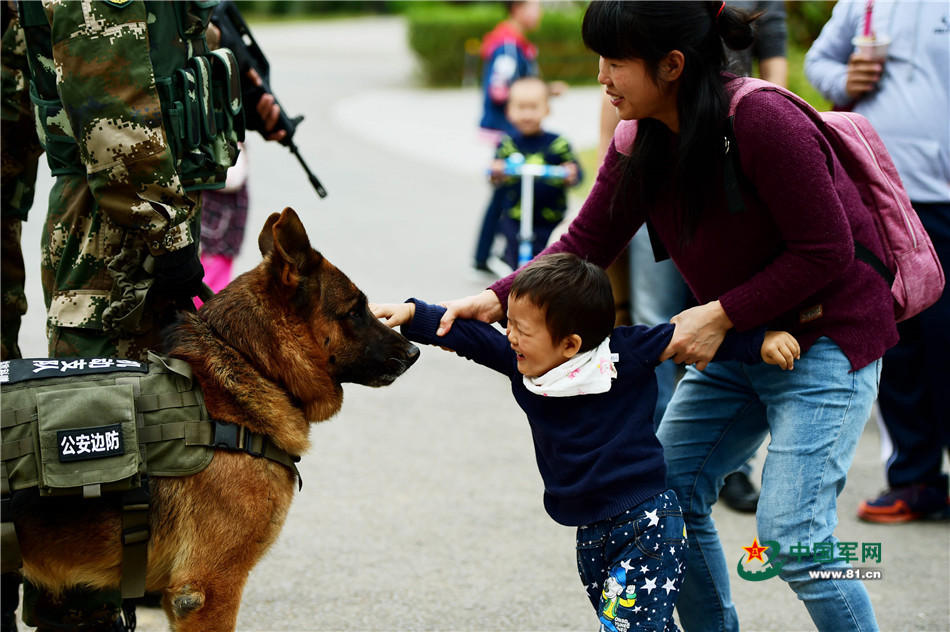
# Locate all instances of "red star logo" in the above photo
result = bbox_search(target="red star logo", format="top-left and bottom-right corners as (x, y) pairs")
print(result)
(742, 538), (769, 564)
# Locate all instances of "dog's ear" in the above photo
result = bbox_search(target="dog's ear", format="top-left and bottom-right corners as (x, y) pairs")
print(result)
(270, 207), (319, 288)
(258, 212), (281, 256)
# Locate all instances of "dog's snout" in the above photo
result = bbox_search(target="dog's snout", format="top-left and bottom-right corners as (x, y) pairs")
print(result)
(404, 344), (420, 367)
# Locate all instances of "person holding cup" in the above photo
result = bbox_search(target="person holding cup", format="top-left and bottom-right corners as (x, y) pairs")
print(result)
(806, 1), (950, 524)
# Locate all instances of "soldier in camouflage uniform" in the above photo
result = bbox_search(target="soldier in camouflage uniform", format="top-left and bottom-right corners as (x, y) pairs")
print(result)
(19, 0), (241, 364)
(1, 0), (42, 363)
(1, 6), (42, 626)
(15, 0), (248, 628)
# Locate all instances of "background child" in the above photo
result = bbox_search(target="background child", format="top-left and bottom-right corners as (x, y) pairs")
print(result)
(474, 0), (568, 273)
(195, 143), (250, 309)
(372, 253), (799, 632)
(478, 0), (541, 138)
(489, 77), (582, 271)
(472, 0), (542, 274)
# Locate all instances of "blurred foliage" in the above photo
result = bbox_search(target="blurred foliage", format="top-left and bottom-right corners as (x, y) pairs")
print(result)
(239, 0), (836, 49)
(238, 0), (400, 16)
(406, 2), (505, 86)
(785, 1), (836, 45)
(406, 2), (597, 87)
(403, 1), (837, 89)
(237, 0), (835, 107)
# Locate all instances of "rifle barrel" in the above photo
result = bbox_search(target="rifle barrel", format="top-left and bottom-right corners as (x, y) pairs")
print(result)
(290, 143), (328, 199)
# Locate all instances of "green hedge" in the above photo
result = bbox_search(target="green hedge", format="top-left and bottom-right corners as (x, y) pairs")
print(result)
(407, 3), (598, 87)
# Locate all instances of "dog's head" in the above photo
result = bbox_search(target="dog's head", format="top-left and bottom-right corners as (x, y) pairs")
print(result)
(178, 207), (419, 424)
(254, 207), (420, 388)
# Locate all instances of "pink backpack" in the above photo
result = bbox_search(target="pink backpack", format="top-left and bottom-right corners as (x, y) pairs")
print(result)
(612, 78), (945, 322)
(727, 78), (944, 322)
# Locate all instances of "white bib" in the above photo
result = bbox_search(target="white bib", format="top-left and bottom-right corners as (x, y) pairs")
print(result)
(523, 337), (617, 397)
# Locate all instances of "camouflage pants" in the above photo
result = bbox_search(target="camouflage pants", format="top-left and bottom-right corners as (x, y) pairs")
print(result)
(0, 215), (27, 361)
(0, 87), (40, 362)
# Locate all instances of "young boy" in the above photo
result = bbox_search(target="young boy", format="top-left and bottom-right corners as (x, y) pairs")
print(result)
(373, 253), (799, 632)
(489, 77), (582, 270)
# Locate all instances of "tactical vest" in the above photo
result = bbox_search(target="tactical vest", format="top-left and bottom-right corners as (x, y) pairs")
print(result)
(18, 0), (244, 191)
(0, 353), (299, 598)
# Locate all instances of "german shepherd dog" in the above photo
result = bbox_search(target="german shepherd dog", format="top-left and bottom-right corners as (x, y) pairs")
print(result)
(11, 207), (419, 630)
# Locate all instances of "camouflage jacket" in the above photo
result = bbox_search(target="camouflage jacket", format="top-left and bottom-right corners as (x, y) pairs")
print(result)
(20, 0), (241, 334)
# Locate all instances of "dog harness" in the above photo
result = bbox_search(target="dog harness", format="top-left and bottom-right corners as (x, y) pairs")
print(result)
(0, 352), (300, 598)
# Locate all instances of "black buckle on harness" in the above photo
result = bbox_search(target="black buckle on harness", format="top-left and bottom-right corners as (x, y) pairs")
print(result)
(212, 420), (242, 450)
(244, 435), (265, 458)
(213, 420), (269, 457)
(210, 420), (303, 490)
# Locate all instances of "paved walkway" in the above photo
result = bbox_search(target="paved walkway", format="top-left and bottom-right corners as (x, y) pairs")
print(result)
(14, 16), (949, 632)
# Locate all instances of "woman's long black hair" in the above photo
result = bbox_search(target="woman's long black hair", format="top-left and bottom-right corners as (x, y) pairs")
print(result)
(582, 1), (756, 242)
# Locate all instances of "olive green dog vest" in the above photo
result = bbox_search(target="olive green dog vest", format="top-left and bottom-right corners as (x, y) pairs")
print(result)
(0, 352), (299, 597)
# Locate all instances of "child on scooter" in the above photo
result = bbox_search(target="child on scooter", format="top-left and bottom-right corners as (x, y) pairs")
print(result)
(489, 78), (582, 270)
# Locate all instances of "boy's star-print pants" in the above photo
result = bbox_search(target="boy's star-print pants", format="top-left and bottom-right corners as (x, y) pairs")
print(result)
(576, 489), (687, 632)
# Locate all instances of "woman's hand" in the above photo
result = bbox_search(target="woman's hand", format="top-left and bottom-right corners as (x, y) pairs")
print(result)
(660, 300), (734, 371)
(437, 290), (503, 336)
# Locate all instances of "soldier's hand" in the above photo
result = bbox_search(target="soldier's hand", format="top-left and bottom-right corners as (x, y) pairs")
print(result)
(151, 243), (205, 299)
(245, 68), (288, 142)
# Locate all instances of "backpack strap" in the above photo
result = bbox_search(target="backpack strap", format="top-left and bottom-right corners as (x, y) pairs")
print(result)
(722, 116), (747, 216)
(854, 242), (895, 286)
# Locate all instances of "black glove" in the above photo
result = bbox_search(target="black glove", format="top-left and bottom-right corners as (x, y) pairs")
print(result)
(151, 243), (205, 299)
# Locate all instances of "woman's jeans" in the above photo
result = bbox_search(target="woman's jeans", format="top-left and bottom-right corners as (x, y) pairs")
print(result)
(657, 337), (881, 632)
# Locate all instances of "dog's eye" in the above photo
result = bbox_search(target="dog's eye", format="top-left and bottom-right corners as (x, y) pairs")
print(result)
(346, 308), (361, 320)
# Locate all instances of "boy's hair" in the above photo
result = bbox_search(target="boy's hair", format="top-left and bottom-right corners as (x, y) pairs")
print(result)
(508, 76), (549, 102)
(510, 253), (615, 352)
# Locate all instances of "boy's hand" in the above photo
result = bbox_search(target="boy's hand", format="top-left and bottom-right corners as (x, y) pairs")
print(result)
(370, 302), (415, 328)
(761, 331), (801, 370)
(561, 162), (579, 186)
(548, 80), (569, 97)
(490, 159), (506, 184)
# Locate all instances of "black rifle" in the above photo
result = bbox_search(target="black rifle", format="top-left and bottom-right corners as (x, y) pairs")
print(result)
(212, 0), (327, 198)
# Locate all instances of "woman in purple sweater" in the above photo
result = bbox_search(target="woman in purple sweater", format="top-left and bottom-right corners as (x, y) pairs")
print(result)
(436, 3), (895, 631)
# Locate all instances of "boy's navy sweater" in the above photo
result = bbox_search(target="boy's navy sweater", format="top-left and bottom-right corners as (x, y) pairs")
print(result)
(403, 299), (765, 527)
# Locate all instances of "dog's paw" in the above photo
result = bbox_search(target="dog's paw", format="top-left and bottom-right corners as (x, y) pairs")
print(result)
(171, 585), (206, 618)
